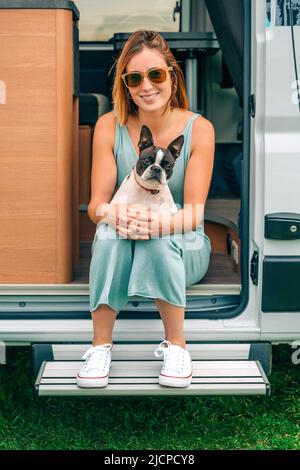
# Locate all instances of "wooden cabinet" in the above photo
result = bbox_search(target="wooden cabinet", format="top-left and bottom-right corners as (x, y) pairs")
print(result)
(0, 1), (80, 283)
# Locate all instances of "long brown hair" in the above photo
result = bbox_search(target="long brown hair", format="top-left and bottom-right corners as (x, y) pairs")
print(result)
(111, 31), (189, 126)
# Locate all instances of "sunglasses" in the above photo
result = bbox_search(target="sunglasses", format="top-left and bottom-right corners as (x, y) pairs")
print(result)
(121, 66), (173, 88)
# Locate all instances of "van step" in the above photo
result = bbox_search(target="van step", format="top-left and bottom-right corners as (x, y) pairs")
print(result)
(33, 343), (271, 396)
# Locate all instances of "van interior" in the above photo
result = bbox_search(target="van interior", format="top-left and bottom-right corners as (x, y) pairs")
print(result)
(73, 0), (244, 304)
(0, 0), (246, 315)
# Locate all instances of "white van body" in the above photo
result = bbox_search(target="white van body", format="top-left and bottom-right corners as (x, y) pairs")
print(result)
(0, 0), (299, 396)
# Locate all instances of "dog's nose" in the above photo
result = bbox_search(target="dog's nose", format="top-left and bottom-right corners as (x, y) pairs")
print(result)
(152, 166), (161, 174)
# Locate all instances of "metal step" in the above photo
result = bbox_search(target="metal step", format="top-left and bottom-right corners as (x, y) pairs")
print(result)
(33, 343), (271, 397)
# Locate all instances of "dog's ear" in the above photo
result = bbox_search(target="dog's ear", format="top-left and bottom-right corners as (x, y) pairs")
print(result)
(167, 135), (184, 160)
(138, 125), (154, 151)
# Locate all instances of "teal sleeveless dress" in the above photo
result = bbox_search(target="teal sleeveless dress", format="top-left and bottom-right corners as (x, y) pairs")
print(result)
(89, 113), (211, 314)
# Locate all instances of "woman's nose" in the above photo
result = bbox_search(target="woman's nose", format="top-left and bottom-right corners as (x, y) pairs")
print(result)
(140, 75), (153, 90)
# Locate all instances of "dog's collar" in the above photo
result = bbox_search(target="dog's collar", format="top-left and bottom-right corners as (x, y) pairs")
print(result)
(133, 170), (160, 194)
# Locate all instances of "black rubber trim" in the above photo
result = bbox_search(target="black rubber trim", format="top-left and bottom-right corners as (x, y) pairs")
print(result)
(0, 1), (80, 20)
(0, 303), (240, 320)
(262, 257), (300, 312)
(112, 32), (219, 54)
(249, 343), (272, 376)
(32, 344), (54, 377)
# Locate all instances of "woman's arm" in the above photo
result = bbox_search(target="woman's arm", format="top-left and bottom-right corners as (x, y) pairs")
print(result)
(88, 113), (151, 239)
(165, 116), (215, 235)
(87, 112), (117, 225)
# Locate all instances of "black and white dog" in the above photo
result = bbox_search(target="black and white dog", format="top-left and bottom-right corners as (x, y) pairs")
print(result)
(107, 125), (184, 215)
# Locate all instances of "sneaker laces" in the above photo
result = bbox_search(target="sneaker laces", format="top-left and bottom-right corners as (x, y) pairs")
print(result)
(81, 344), (112, 373)
(154, 340), (186, 374)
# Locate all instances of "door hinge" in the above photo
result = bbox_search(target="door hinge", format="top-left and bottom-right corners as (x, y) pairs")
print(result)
(250, 251), (259, 285)
(173, 1), (181, 22)
(250, 93), (256, 118)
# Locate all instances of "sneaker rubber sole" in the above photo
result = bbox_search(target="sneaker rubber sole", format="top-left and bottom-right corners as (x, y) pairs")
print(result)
(158, 373), (192, 388)
(76, 375), (109, 388)
(76, 368), (110, 388)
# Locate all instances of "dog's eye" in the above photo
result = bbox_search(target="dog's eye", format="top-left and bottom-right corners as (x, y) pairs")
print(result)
(143, 158), (151, 164)
(164, 163), (171, 170)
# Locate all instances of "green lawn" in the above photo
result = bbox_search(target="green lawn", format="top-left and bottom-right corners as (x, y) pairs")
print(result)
(0, 345), (299, 450)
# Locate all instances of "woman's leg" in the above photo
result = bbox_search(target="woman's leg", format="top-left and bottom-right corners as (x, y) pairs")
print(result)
(128, 229), (211, 351)
(127, 237), (187, 308)
(89, 224), (134, 345)
(91, 304), (118, 346)
(154, 298), (186, 349)
(153, 231), (211, 349)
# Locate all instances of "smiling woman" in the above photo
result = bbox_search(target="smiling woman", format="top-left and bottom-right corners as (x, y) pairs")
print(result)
(112, 34), (188, 125)
(78, 30), (215, 391)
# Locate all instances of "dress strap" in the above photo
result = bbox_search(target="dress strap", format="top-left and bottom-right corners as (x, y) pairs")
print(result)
(182, 113), (200, 165)
(114, 120), (121, 161)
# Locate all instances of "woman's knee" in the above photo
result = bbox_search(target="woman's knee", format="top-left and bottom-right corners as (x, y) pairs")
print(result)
(91, 224), (132, 255)
(184, 238), (211, 286)
(141, 237), (183, 258)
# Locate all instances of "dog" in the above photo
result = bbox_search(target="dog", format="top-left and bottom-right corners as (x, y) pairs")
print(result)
(96, 125), (184, 236)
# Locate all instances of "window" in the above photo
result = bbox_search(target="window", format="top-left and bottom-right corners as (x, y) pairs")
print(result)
(266, 0), (271, 26)
(74, 0), (179, 42)
(276, 0), (300, 26)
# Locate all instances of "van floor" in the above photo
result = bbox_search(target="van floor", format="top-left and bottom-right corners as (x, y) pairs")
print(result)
(72, 197), (241, 286)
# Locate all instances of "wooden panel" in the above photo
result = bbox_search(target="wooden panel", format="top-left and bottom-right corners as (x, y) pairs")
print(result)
(0, 9), (74, 283)
(79, 125), (93, 204)
(79, 212), (96, 242)
(56, 9), (73, 283)
(0, 9), (56, 35)
(205, 221), (229, 254)
(204, 220), (240, 276)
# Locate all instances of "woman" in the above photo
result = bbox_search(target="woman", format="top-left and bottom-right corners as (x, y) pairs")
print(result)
(77, 30), (215, 389)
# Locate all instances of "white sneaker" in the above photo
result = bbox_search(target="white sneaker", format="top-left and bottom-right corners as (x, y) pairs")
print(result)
(76, 344), (112, 388)
(154, 340), (192, 388)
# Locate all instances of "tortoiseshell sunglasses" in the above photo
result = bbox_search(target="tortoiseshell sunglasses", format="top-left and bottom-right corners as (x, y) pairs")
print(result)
(121, 66), (173, 88)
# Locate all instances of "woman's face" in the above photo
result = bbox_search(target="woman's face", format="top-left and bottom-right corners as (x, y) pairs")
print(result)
(125, 47), (172, 114)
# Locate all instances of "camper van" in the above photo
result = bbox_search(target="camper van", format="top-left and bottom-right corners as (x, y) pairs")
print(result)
(0, 0), (299, 397)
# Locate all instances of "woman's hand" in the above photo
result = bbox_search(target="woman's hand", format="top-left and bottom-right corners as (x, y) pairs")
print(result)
(117, 206), (165, 240)
(117, 204), (152, 240)
(96, 203), (151, 239)
(96, 203), (174, 239)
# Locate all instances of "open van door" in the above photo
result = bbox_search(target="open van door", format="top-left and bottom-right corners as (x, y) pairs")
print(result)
(252, 0), (300, 341)
(208, 0), (300, 341)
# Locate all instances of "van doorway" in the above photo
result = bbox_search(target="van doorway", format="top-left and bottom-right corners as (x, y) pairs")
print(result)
(0, 0), (251, 321)
(71, 0), (249, 320)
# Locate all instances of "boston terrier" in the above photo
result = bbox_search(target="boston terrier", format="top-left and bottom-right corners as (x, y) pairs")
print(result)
(106, 125), (184, 215)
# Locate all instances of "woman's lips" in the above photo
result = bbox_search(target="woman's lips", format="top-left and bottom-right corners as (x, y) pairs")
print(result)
(140, 92), (159, 102)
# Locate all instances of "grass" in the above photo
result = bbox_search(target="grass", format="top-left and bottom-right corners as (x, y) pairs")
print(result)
(0, 345), (300, 450)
